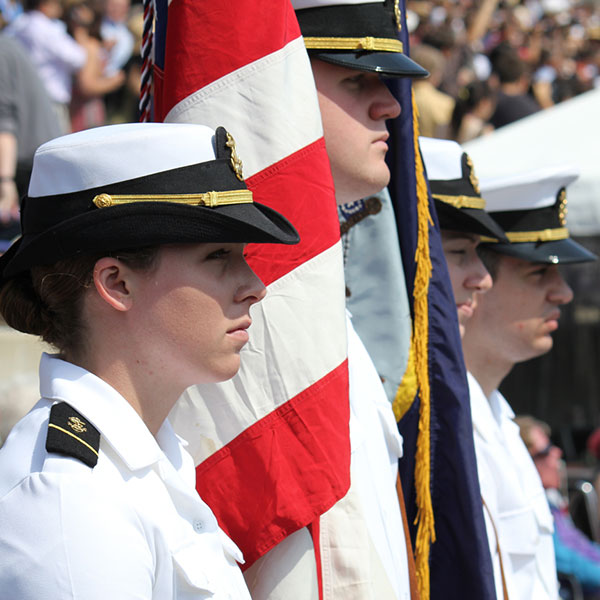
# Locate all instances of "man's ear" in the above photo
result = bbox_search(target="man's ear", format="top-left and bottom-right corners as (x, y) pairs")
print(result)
(92, 257), (135, 312)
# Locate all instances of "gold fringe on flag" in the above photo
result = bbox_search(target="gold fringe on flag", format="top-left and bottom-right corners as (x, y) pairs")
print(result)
(393, 340), (416, 421)
(394, 89), (436, 600)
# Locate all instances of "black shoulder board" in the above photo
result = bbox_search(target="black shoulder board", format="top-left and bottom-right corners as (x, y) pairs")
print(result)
(45, 402), (100, 468)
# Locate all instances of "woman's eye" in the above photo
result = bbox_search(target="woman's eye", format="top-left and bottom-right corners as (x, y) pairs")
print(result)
(206, 248), (231, 260)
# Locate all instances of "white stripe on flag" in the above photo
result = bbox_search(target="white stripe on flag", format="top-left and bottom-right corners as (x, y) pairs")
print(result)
(165, 37), (323, 178)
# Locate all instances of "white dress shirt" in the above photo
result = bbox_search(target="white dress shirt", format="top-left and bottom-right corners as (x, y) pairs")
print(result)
(0, 353), (251, 600)
(469, 372), (558, 600)
(329, 312), (409, 599)
(5, 10), (86, 103)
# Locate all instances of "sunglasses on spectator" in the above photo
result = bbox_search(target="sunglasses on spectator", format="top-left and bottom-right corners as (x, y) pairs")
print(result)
(531, 441), (555, 460)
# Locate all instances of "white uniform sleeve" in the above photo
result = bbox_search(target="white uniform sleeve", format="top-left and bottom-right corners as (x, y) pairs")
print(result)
(0, 472), (155, 599)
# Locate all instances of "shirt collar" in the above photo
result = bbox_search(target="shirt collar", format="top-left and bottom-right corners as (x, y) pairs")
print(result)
(39, 353), (182, 471)
(468, 371), (504, 443)
(489, 388), (515, 423)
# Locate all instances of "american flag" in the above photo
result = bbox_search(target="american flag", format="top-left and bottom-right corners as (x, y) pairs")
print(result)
(150, 0), (351, 572)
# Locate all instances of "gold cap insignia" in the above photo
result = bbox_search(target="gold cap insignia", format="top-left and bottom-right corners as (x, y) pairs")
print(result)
(225, 132), (244, 181)
(558, 188), (568, 226)
(394, 0), (402, 31)
(465, 154), (481, 195)
(68, 416), (87, 433)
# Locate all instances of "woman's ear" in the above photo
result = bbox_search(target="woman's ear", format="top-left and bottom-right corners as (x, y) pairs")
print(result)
(92, 257), (134, 312)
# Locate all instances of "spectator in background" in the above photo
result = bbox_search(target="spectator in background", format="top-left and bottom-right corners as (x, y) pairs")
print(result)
(489, 44), (541, 129)
(100, 0), (133, 76)
(4, 0), (88, 133)
(517, 415), (600, 600)
(450, 79), (495, 143)
(420, 22), (475, 99)
(105, 2), (142, 124)
(64, 0), (125, 131)
(101, 0), (134, 123)
(0, 0), (21, 27)
(585, 428), (600, 532)
(5, 0), (123, 134)
(0, 36), (61, 248)
(411, 43), (455, 138)
(532, 47), (562, 109)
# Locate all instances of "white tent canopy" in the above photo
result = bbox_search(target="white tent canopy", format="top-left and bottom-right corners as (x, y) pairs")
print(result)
(463, 88), (600, 236)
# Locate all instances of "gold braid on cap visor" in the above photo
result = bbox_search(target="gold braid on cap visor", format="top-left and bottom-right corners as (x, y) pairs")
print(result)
(303, 36), (404, 53)
(480, 227), (569, 243)
(93, 189), (253, 208)
(432, 194), (485, 210)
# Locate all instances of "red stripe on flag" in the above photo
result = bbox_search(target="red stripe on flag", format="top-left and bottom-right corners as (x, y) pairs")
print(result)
(195, 359), (350, 568)
(308, 519), (324, 600)
(156, 0), (301, 120)
(245, 139), (338, 286)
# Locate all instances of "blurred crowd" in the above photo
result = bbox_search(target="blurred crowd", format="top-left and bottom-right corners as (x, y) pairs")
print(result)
(0, 0), (144, 239)
(407, 0), (600, 141)
(0, 0), (144, 130)
(1, 0), (598, 152)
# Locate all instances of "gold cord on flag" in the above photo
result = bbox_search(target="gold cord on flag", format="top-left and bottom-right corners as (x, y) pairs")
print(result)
(393, 341), (417, 421)
(396, 89), (435, 600)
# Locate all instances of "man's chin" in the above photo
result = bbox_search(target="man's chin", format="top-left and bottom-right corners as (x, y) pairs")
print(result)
(525, 336), (554, 361)
(333, 166), (390, 205)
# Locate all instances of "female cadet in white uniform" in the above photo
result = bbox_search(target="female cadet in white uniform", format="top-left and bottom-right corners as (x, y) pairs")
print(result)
(0, 122), (299, 599)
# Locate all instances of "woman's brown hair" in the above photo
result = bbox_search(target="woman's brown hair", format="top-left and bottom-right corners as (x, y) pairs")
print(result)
(0, 247), (159, 359)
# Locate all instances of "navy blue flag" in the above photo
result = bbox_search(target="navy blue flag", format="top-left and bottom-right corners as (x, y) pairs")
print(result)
(386, 11), (496, 600)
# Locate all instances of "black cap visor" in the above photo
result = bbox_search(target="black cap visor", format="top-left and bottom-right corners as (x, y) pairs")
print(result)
(435, 201), (508, 241)
(482, 237), (597, 264)
(313, 49), (429, 78)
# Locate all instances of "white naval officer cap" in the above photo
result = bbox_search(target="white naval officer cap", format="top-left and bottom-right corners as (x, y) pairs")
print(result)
(478, 166), (596, 264)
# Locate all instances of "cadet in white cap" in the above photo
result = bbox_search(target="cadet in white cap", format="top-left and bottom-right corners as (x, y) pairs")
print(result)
(461, 167), (596, 600)
(0, 122), (299, 599)
(419, 136), (504, 337)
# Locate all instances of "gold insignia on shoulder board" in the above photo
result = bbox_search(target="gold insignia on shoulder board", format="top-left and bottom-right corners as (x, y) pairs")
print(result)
(225, 132), (244, 181)
(558, 188), (568, 226)
(465, 154), (481, 195)
(68, 416), (87, 433)
(394, 0), (402, 31)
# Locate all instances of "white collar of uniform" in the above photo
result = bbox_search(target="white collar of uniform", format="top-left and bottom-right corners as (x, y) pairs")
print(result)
(467, 371), (506, 443)
(488, 388), (515, 425)
(488, 390), (525, 446)
(39, 353), (187, 471)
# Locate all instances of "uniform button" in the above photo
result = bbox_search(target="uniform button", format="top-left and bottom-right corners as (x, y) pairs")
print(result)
(193, 519), (204, 532)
